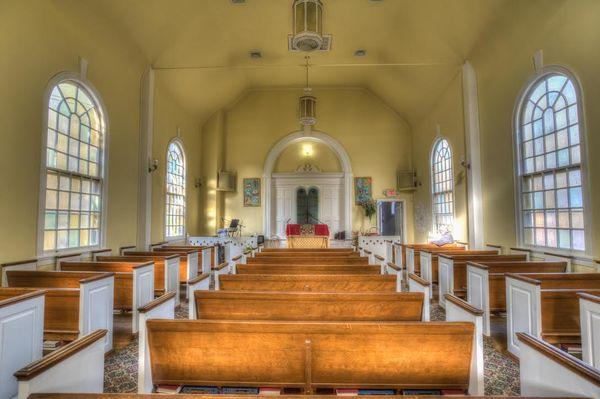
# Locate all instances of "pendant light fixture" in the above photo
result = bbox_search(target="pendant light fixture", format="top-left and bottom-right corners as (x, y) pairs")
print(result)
(291, 0), (324, 52)
(299, 56), (317, 127)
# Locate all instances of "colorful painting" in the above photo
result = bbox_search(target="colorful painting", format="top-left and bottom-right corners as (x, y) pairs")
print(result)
(243, 178), (261, 207)
(354, 177), (372, 204)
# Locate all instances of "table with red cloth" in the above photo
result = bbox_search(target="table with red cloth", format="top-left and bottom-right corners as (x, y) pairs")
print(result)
(285, 224), (330, 248)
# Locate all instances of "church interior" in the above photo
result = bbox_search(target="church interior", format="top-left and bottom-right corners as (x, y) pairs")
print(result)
(1, 0), (600, 398)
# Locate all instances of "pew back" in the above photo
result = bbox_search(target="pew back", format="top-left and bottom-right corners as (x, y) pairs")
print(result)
(96, 255), (178, 295)
(236, 264), (380, 275)
(194, 291), (424, 321)
(146, 320), (474, 391)
(246, 257), (369, 265)
(219, 274), (397, 292)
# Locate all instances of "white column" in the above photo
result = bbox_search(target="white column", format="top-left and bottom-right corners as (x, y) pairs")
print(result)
(263, 174), (272, 237)
(137, 67), (154, 250)
(462, 61), (484, 249)
(344, 172), (353, 238)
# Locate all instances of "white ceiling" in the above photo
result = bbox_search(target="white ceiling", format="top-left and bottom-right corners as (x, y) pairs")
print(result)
(61, 0), (514, 126)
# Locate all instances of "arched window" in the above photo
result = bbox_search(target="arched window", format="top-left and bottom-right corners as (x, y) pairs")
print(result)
(41, 80), (106, 252)
(431, 138), (454, 234)
(515, 71), (587, 251)
(165, 140), (186, 238)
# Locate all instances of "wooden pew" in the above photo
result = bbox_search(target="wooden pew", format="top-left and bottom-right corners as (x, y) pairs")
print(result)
(466, 261), (568, 335)
(160, 245), (214, 274)
(438, 254), (527, 308)
(90, 248), (112, 261)
(96, 255), (180, 305)
(14, 330), (107, 399)
(246, 256), (369, 265)
(119, 245), (136, 255)
(0, 289), (45, 399)
(186, 273), (211, 319)
(419, 249), (495, 288)
(256, 251), (360, 257)
(59, 261), (155, 333)
(261, 248), (354, 253)
(193, 290), (424, 321)
(6, 271), (114, 353)
(151, 248), (200, 282)
(219, 274), (398, 292)
(1, 258), (38, 287)
(579, 292), (600, 368)
(236, 264), (381, 275)
(506, 272), (600, 357)
(25, 395), (579, 399)
(518, 331), (600, 397)
(403, 243), (464, 276)
(143, 319), (479, 394)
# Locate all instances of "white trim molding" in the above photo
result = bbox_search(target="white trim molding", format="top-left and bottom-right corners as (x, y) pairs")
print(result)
(263, 130), (353, 238)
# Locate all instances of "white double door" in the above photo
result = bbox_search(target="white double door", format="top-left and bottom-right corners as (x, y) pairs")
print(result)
(272, 173), (343, 239)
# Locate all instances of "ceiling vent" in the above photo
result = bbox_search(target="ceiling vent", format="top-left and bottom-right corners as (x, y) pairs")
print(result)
(230, 0), (246, 4)
(249, 50), (262, 59)
(288, 34), (332, 52)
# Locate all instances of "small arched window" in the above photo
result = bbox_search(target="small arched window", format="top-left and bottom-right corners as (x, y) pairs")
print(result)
(41, 80), (106, 253)
(431, 138), (454, 234)
(516, 71), (587, 251)
(165, 140), (186, 238)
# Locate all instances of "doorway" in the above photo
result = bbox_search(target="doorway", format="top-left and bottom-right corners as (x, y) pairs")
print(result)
(377, 200), (404, 237)
(296, 187), (319, 224)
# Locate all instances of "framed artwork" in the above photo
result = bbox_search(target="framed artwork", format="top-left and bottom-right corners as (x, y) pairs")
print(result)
(354, 177), (372, 204)
(243, 178), (261, 207)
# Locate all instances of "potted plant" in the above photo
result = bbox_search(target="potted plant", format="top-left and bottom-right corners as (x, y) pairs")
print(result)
(359, 199), (376, 221)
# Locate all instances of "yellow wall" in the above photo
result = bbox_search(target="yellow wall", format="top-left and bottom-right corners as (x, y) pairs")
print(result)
(0, 1), (146, 262)
(199, 111), (225, 235)
(151, 78), (202, 243)
(204, 88), (414, 238)
(469, 0), (599, 258)
(274, 141), (342, 173)
(411, 73), (469, 243)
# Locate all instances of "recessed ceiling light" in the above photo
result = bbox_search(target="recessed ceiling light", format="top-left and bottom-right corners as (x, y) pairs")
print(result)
(354, 49), (367, 57)
(249, 50), (262, 59)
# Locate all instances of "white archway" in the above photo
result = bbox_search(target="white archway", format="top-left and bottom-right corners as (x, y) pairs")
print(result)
(263, 130), (353, 238)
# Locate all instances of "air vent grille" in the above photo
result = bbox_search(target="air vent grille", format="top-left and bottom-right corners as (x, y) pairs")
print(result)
(288, 34), (332, 52)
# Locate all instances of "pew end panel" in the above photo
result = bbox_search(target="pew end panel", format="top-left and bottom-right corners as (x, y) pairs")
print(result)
(187, 273), (211, 319)
(466, 263), (491, 336)
(0, 289), (45, 399)
(579, 293), (600, 368)
(419, 251), (433, 293)
(374, 254), (386, 274)
(405, 247), (415, 275)
(90, 249), (112, 261)
(131, 263), (155, 334)
(438, 256), (453, 309)
(55, 254), (82, 271)
(15, 330), (107, 399)
(510, 247), (531, 260)
(444, 294), (484, 396)
(79, 274), (115, 353)
(137, 292), (176, 394)
(407, 274), (430, 321)
(201, 247), (212, 274)
(214, 263), (230, 289)
(1, 259), (38, 287)
(518, 332), (600, 397)
(505, 275), (542, 358)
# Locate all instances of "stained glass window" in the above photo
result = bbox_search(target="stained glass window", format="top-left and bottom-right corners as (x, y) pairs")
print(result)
(517, 73), (586, 251)
(166, 141), (186, 238)
(43, 81), (104, 252)
(431, 139), (454, 234)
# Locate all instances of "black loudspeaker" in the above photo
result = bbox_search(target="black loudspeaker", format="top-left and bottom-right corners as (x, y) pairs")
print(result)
(257, 235), (265, 245)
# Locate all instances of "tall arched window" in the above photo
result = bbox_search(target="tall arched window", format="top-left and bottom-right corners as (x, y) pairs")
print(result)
(431, 138), (454, 234)
(41, 80), (106, 253)
(165, 140), (186, 239)
(515, 71), (587, 252)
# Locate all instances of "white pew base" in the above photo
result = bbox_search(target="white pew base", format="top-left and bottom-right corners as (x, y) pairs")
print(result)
(518, 332), (600, 397)
(137, 292), (176, 394)
(407, 274), (430, 322)
(187, 274), (211, 319)
(15, 330), (106, 399)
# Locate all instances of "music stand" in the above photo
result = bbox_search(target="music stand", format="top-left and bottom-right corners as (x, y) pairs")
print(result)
(227, 219), (240, 237)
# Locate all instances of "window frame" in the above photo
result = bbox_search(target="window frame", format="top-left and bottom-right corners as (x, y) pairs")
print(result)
(37, 71), (110, 257)
(512, 65), (592, 256)
(430, 137), (455, 235)
(164, 138), (187, 241)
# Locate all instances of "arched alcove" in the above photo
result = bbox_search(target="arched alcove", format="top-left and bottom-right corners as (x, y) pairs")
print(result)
(263, 130), (353, 238)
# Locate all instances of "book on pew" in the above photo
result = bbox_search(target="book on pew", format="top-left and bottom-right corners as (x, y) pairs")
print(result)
(336, 388), (359, 396)
(180, 386), (220, 394)
(559, 343), (582, 359)
(155, 385), (182, 394)
(401, 389), (442, 395)
(259, 387), (283, 395)
(222, 387), (260, 394)
(357, 389), (396, 395)
(43, 340), (61, 350)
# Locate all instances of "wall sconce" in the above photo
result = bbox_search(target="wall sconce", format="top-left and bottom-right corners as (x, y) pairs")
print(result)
(460, 157), (471, 170)
(302, 143), (313, 157)
(148, 158), (159, 173)
(194, 178), (203, 188)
